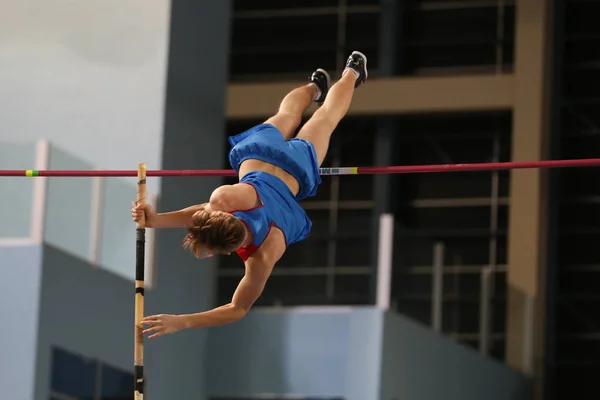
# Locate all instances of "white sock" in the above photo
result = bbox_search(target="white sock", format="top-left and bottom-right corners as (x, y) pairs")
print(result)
(310, 82), (322, 101)
(342, 67), (360, 80)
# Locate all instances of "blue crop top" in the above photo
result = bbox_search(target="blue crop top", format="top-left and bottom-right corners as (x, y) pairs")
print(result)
(231, 171), (312, 261)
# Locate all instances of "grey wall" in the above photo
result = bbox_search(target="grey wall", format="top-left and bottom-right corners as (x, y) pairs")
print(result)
(380, 311), (532, 400)
(147, 1), (232, 399)
(0, 246), (43, 400)
(34, 245), (134, 400)
(206, 307), (384, 400)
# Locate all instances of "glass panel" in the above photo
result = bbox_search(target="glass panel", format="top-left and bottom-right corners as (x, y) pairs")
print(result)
(44, 145), (93, 260)
(262, 275), (328, 305)
(407, 7), (499, 42)
(0, 142), (36, 238)
(334, 274), (370, 304)
(100, 363), (133, 400)
(345, 12), (379, 57)
(392, 271), (431, 298)
(279, 237), (329, 267)
(99, 177), (137, 280)
(305, 209), (331, 238)
(403, 5), (513, 72)
(339, 175), (373, 201)
(338, 209), (372, 236)
(51, 347), (97, 400)
(336, 237), (371, 267)
(396, 298), (431, 326)
(559, 233), (600, 265)
(441, 300), (480, 333)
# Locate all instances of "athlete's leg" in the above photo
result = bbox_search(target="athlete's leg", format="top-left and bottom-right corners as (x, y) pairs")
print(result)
(296, 51), (368, 165)
(265, 69), (331, 140)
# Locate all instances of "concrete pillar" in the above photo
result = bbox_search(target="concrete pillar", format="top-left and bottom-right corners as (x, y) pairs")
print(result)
(507, 0), (555, 397)
(146, 2), (232, 399)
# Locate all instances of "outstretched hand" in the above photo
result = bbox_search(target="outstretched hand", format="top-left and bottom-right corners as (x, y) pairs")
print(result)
(141, 314), (187, 339)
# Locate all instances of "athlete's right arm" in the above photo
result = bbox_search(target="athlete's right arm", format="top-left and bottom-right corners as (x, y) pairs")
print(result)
(131, 202), (206, 228)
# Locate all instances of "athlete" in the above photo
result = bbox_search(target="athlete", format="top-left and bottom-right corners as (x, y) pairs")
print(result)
(133, 51), (368, 338)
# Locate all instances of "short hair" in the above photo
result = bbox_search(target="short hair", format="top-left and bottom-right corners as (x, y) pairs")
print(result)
(182, 210), (247, 258)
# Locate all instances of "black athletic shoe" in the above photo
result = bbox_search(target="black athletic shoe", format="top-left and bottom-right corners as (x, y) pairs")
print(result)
(310, 68), (331, 106)
(345, 51), (368, 88)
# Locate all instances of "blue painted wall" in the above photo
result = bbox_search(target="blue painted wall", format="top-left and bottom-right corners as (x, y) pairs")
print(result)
(32, 244), (216, 400)
(207, 308), (532, 400)
(0, 245), (534, 400)
(0, 246), (43, 400)
(380, 311), (532, 400)
(345, 308), (385, 400)
(34, 245), (134, 400)
(206, 307), (384, 400)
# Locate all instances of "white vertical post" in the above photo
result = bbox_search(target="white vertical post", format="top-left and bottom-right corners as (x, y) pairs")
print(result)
(376, 213), (394, 310)
(89, 176), (105, 265)
(31, 139), (50, 242)
(431, 242), (445, 332)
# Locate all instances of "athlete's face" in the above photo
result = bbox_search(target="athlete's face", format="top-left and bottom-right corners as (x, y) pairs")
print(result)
(184, 211), (248, 259)
(195, 222), (247, 259)
(197, 247), (233, 259)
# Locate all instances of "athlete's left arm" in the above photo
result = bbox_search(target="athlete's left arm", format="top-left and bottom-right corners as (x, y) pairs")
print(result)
(181, 257), (274, 329)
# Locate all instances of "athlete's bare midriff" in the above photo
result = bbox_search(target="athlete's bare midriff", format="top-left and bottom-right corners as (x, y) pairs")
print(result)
(237, 159), (297, 266)
(239, 159), (300, 196)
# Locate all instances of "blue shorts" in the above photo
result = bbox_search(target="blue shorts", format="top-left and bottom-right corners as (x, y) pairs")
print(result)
(228, 123), (322, 200)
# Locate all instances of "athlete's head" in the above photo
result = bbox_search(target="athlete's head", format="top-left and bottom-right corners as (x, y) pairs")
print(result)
(183, 209), (247, 258)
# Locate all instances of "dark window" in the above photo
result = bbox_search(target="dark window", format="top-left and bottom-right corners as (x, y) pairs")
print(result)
(50, 347), (133, 400)
(229, 0), (515, 79)
(51, 348), (97, 400)
(556, 1), (600, 395)
(389, 111), (511, 362)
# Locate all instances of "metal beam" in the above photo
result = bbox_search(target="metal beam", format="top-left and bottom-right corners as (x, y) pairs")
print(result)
(370, 117), (396, 304)
(226, 74), (514, 119)
(544, 0), (565, 398)
(234, 5), (380, 19)
(369, 0), (402, 304)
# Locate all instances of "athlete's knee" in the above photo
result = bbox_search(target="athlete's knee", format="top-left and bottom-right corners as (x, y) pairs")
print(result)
(275, 110), (302, 127)
(305, 112), (337, 136)
(312, 104), (343, 129)
(266, 112), (301, 138)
